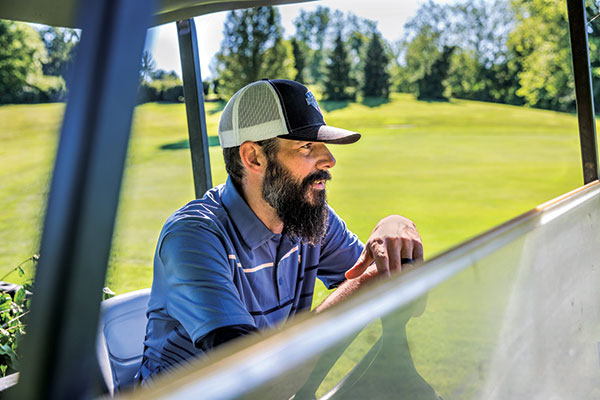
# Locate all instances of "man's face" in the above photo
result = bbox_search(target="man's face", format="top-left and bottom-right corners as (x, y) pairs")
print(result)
(261, 140), (336, 245)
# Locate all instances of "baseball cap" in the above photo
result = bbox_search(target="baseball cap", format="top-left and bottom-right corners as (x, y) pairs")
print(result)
(218, 79), (361, 148)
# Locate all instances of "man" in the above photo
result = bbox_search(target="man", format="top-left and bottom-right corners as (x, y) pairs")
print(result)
(138, 79), (423, 383)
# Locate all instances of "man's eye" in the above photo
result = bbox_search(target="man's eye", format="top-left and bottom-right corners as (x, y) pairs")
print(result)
(301, 143), (313, 150)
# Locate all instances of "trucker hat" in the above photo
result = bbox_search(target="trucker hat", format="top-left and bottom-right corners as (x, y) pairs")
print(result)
(218, 79), (361, 148)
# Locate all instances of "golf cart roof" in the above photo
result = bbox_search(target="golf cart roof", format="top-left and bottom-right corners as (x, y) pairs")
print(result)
(0, 0), (313, 28)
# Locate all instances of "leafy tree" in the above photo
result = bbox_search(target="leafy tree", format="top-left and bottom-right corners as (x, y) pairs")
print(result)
(362, 32), (391, 98)
(0, 21), (50, 103)
(507, 0), (600, 112)
(293, 6), (330, 83)
(445, 47), (522, 104)
(291, 38), (307, 82)
(323, 30), (354, 100)
(338, 12), (378, 90)
(39, 27), (79, 80)
(449, 0), (514, 70)
(151, 69), (179, 81)
(402, 0), (519, 104)
(215, 7), (293, 97)
(441, 0), (522, 104)
(138, 73), (184, 103)
(444, 50), (485, 99)
(417, 46), (455, 100)
(388, 40), (411, 93)
(404, 26), (441, 94)
(140, 50), (156, 83)
(508, 0), (574, 111)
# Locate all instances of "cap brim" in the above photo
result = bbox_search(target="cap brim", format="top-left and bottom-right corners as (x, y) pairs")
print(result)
(279, 125), (361, 145)
(316, 125), (361, 144)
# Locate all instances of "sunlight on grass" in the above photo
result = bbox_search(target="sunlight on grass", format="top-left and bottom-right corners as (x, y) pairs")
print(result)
(0, 94), (590, 297)
(0, 94), (594, 396)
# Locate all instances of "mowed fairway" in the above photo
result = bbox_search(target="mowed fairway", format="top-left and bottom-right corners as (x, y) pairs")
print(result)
(0, 93), (590, 301)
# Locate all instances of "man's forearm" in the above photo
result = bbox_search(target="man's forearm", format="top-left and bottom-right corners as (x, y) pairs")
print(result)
(314, 265), (377, 313)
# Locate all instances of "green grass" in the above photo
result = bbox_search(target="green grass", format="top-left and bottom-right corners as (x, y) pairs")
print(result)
(0, 94), (591, 292)
(0, 93), (596, 396)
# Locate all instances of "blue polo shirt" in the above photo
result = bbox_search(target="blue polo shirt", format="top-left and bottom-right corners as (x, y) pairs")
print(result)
(139, 178), (363, 380)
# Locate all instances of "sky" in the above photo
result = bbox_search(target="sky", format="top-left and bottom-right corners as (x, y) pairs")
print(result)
(144, 0), (448, 80)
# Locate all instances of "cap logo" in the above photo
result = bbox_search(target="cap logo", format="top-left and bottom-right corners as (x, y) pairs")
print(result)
(305, 91), (322, 114)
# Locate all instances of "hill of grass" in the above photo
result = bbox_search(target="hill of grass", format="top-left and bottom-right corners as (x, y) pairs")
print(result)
(0, 94), (590, 298)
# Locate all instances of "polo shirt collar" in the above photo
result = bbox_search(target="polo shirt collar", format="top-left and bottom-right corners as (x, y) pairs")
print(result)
(221, 177), (278, 250)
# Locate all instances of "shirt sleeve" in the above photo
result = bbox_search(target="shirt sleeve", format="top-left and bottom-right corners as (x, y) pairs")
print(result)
(317, 207), (364, 289)
(195, 324), (257, 352)
(158, 220), (256, 344)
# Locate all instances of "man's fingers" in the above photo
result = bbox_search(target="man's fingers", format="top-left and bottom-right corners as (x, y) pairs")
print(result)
(345, 249), (372, 279)
(387, 238), (402, 272)
(413, 240), (424, 263)
(400, 237), (414, 259)
(370, 240), (390, 277)
(395, 237), (414, 269)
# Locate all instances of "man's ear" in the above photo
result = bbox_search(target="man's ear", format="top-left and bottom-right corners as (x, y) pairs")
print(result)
(239, 141), (267, 175)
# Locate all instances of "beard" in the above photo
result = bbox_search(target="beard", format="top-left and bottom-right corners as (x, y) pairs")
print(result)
(262, 157), (331, 245)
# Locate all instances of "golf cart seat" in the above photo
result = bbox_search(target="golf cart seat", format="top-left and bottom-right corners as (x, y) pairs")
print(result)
(96, 288), (150, 396)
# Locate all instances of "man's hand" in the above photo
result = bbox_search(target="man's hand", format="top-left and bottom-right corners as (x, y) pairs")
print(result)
(345, 215), (423, 280)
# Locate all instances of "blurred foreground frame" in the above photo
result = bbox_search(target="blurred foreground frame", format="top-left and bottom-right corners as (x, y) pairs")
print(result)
(13, 0), (155, 398)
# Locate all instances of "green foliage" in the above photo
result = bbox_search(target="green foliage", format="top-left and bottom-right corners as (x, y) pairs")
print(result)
(442, 0), (522, 104)
(508, 0), (575, 112)
(215, 7), (294, 97)
(417, 46), (455, 100)
(138, 76), (184, 103)
(0, 255), (37, 376)
(445, 48), (523, 104)
(362, 32), (391, 98)
(0, 20), (53, 104)
(39, 26), (79, 80)
(404, 26), (441, 94)
(140, 50), (157, 83)
(0, 253), (115, 375)
(291, 38), (308, 82)
(401, 0), (522, 105)
(323, 31), (355, 100)
(338, 12), (378, 91)
(293, 6), (330, 83)
(28, 74), (67, 102)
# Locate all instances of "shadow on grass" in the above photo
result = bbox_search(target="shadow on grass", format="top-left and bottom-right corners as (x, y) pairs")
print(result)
(160, 136), (220, 150)
(207, 100), (226, 115)
(416, 96), (451, 103)
(361, 97), (391, 108)
(320, 100), (350, 112)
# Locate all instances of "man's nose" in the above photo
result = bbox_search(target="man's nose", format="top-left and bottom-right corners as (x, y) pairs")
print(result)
(317, 143), (336, 170)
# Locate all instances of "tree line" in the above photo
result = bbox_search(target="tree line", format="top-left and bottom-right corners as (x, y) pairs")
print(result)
(211, 0), (600, 112)
(0, 21), (77, 103)
(397, 0), (600, 112)
(212, 6), (392, 101)
(2, 0), (600, 113)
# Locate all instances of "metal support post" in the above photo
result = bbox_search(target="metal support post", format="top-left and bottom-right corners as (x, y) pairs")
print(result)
(177, 18), (213, 198)
(566, 0), (600, 184)
(14, 0), (155, 398)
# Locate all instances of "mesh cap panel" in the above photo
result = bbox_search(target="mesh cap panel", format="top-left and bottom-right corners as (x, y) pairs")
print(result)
(218, 81), (287, 148)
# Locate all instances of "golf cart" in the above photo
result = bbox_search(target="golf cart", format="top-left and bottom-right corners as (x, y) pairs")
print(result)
(0, 0), (599, 398)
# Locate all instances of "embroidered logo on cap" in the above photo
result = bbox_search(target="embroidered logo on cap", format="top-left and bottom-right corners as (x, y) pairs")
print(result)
(305, 91), (322, 114)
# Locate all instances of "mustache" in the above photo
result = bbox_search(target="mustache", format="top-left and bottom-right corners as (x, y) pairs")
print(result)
(301, 170), (332, 188)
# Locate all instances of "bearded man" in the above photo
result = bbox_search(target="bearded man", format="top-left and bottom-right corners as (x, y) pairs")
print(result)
(138, 79), (423, 383)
